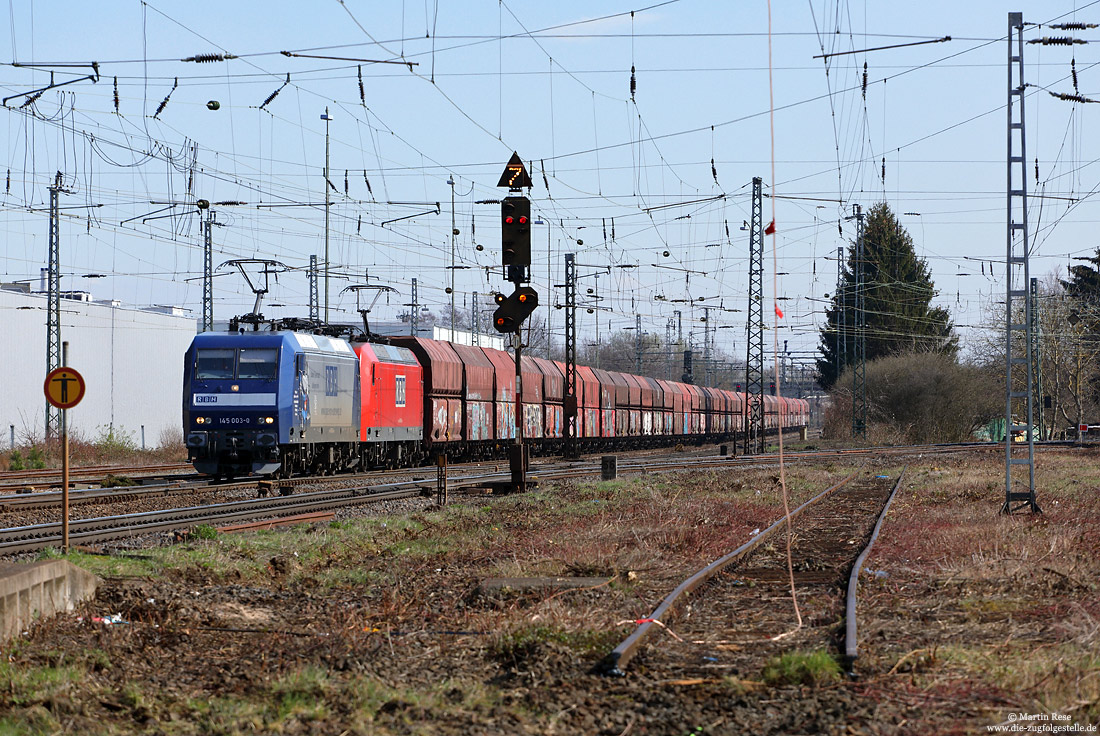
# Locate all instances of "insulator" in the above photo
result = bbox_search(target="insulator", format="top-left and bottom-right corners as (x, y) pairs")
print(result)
(711, 158), (718, 184)
(344, 170), (349, 195)
(154, 78), (178, 119)
(1035, 158), (1040, 183)
(1072, 58), (1079, 93)
(881, 156), (886, 183)
(183, 53), (236, 63)
(357, 215), (362, 234)
(602, 218), (607, 241)
(611, 218), (615, 240)
(260, 74), (289, 111)
(630, 65), (636, 99)
(20, 90), (43, 108)
(1028, 36), (1085, 45)
(1049, 90), (1097, 103)
(1050, 22), (1097, 30)
(363, 172), (373, 197)
(113, 77), (119, 113)
(5, 169), (9, 193)
(838, 222), (843, 237)
(862, 62), (868, 99)
(358, 65), (365, 104)
(724, 220), (729, 239)
(541, 158), (549, 194)
(213, 200), (246, 206)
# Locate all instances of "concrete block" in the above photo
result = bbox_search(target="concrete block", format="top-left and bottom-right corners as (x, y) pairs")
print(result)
(0, 560), (100, 641)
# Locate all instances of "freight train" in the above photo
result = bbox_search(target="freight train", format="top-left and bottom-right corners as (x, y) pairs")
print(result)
(183, 328), (809, 478)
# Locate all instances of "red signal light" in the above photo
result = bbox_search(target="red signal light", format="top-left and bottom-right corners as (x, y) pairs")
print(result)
(519, 216), (528, 224)
(505, 216), (514, 224)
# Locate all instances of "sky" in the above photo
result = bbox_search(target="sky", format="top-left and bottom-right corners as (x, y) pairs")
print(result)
(2, 0), (1099, 370)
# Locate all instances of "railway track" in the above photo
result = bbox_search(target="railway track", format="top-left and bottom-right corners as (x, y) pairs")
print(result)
(603, 465), (907, 678)
(0, 441), (1064, 556)
(0, 462), (196, 494)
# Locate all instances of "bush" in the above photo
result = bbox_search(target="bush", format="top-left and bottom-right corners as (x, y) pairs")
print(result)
(94, 425), (137, 455)
(825, 351), (1000, 443)
(26, 447), (46, 469)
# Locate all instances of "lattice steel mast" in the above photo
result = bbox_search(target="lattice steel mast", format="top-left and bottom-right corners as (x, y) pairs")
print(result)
(744, 176), (765, 454)
(1004, 11), (1039, 513)
(201, 210), (214, 332)
(308, 255), (319, 323)
(1030, 277), (1043, 439)
(45, 173), (65, 440)
(852, 205), (867, 439)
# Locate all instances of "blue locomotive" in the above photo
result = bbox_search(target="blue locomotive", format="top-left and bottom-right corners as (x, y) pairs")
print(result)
(184, 331), (360, 478)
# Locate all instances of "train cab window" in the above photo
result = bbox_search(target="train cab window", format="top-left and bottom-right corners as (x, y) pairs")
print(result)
(395, 375), (406, 407)
(239, 348), (279, 380)
(195, 348), (235, 379)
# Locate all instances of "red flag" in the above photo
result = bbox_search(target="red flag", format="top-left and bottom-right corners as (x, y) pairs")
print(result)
(764, 220), (776, 235)
(775, 303), (784, 319)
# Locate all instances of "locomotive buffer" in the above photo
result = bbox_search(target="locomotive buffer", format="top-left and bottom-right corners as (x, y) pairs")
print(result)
(494, 153), (537, 491)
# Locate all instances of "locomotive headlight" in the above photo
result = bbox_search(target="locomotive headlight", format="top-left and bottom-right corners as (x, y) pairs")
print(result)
(264, 417), (275, 424)
(196, 417), (205, 425)
(231, 384), (239, 392)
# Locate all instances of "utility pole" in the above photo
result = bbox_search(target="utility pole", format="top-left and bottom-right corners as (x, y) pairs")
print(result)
(1004, 11), (1039, 513)
(665, 317), (674, 380)
(744, 176), (765, 454)
(201, 209), (214, 332)
(852, 205), (867, 439)
(564, 253), (578, 458)
(410, 277), (419, 336)
(594, 271), (601, 369)
(703, 306), (712, 387)
(308, 255), (319, 322)
(448, 175), (456, 341)
(837, 245), (845, 375)
(321, 108), (332, 323)
(1030, 277), (1043, 439)
(45, 172), (66, 440)
(472, 291), (480, 345)
(635, 313), (643, 374)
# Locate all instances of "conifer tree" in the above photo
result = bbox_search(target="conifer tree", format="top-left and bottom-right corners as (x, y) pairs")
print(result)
(816, 202), (957, 388)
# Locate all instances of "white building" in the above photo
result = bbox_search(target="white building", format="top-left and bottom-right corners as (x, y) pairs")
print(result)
(0, 285), (196, 449)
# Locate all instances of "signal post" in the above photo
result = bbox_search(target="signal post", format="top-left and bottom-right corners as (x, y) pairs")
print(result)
(44, 343), (85, 554)
(494, 153), (537, 491)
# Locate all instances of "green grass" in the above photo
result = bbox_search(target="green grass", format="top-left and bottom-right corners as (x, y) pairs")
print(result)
(761, 650), (842, 686)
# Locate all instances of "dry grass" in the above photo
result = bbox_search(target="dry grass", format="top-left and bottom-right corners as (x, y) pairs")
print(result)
(862, 449), (1100, 728)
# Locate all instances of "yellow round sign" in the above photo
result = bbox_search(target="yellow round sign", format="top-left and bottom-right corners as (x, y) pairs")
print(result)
(44, 367), (86, 410)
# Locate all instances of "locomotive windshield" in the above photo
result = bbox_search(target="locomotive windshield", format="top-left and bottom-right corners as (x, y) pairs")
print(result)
(195, 348), (235, 379)
(238, 348), (279, 380)
(194, 347), (278, 380)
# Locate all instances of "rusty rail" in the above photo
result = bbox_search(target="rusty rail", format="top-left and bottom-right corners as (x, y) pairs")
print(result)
(603, 468), (861, 676)
(844, 466), (907, 674)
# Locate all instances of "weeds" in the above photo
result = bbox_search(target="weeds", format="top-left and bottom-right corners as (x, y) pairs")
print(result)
(190, 524), (219, 540)
(761, 650), (842, 686)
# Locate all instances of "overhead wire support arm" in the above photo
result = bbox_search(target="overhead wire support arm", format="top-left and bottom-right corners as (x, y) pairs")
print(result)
(3, 65), (100, 107)
(279, 51), (418, 67)
(381, 203), (440, 228)
(812, 36), (951, 60)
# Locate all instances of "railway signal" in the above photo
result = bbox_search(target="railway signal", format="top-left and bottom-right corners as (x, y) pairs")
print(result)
(492, 286), (538, 333)
(501, 196), (531, 268)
